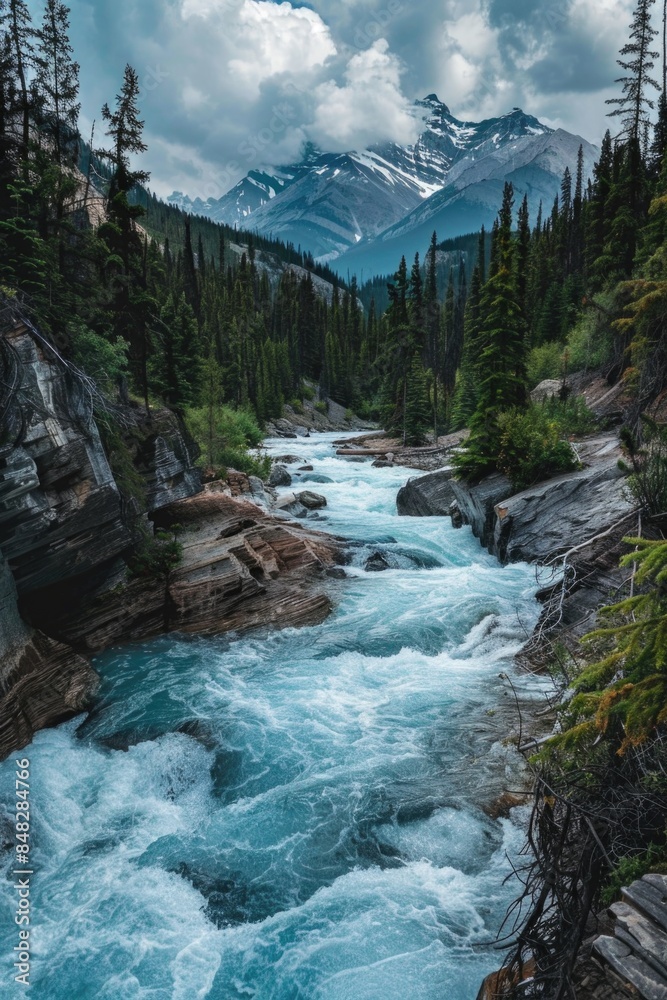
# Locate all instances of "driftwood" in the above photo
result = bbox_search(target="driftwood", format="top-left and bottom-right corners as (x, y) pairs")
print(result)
(335, 448), (392, 457)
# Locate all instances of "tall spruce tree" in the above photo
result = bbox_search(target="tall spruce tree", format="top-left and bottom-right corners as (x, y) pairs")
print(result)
(97, 65), (152, 408)
(606, 0), (660, 144)
(2, 0), (34, 168)
(456, 183), (528, 479)
(35, 0), (79, 168)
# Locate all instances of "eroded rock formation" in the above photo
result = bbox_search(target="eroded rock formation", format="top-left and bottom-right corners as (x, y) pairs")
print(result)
(0, 320), (340, 759)
(397, 434), (637, 645)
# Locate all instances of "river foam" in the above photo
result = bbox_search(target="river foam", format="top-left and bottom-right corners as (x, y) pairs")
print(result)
(0, 433), (545, 999)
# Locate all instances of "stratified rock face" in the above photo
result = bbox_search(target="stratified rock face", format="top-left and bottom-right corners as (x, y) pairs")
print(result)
(396, 434), (637, 645)
(450, 475), (513, 552)
(0, 553), (97, 758)
(26, 487), (338, 653)
(159, 491), (336, 634)
(0, 321), (203, 759)
(397, 435), (633, 564)
(0, 324), (132, 595)
(129, 410), (201, 512)
(0, 321), (340, 760)
(493, 447), (633, 565)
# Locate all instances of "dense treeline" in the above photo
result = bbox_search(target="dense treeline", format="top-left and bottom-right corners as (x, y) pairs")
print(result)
(5, 0), (667, 463)
(0, 0), (370, 463)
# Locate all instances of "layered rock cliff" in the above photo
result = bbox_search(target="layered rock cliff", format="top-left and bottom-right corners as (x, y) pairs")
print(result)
(397, 433), (638, 645)
(0, 319), (340, 759)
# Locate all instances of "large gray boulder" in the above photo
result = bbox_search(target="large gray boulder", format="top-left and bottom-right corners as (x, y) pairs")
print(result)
(274, 490), (327, 517)
(269, 464), (292, 487)
(396, 469), (458, 516)
(493, 453), (634, 565)
(530, 379), (563, 403)
(298, 491), (328, 510)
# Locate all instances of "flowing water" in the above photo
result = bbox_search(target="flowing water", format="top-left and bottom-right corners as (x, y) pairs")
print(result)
(0, 434), (546, 1000)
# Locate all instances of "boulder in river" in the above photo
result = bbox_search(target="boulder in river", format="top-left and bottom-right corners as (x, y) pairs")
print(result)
(269, 465), (293, 488)
(301, 474), (334, 484)
(364, 552), (391, 572)
(298, 491), (328, 510)
(274, 455), (304, 465)
(397, 469), (459, 517)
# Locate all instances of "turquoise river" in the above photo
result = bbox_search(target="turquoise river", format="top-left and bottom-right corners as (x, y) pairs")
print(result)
(0, 433), (547, 1000)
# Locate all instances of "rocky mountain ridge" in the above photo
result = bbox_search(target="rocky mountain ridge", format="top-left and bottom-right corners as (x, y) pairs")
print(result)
(169, 96), (597, 275)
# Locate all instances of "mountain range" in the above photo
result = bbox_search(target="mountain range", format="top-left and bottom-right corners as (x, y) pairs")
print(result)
(168, 96), (599, 278)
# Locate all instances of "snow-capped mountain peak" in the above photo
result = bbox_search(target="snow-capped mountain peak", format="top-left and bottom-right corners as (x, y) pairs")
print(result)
(167, 96), (593, 277)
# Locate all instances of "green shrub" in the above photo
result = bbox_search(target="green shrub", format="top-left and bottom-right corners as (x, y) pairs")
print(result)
(566, 295), (616, 372)
(601, 844), (667, 907)
(289, 398), (304, 414)
(541, 395), (599, 437)
(302, 383), (316, 401)
(97, 416), (147, 510)
(345, 408), (355, 422)
(70, 323), (129, 397)
(527, 342), (565, 388)
(621, 416), (667, 516)
(498, 406), (579, 491)
(185, 405), (267, 476)
(315, 401), (328, 415)
(129, 526), (183, 580)
(357, 397), (382, 421)
(216, 448), (271, 479)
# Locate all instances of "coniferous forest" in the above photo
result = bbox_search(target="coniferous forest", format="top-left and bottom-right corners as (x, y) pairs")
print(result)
(6, 0), (667, 997)
(3, 0), (667, 462)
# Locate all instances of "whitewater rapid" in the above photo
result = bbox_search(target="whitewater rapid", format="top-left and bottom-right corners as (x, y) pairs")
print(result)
(0, 434), (545, 999)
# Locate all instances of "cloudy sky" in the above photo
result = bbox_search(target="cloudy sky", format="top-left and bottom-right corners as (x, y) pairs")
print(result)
(52, 0), (639, 199)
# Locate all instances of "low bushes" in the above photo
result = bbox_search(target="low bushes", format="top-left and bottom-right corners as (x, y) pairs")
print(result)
(185, 405), (270, 479)
(497, 406), (579, 491)
(498, 397), (597, 490)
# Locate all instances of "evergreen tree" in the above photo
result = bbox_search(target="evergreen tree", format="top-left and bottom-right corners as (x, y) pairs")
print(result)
(403, 354), (432, 446)
(606, 0), (660, 144)
(451, 263), (482, 429)
(97, 65), (152, 407)
(456, 184), (528, 478)
(424, 232), (441, 438)
(1, 0), (34, 168)
(34, 0), (79, 168)
(198, 349), (225, 468)
(152, 291), (200, 408)
(98, 64), (149, 195)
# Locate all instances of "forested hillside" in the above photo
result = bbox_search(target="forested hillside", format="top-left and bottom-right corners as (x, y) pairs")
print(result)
(3, 0), (663, 461)
(0, 0), (366, 473)
(5, 1), (667, 997)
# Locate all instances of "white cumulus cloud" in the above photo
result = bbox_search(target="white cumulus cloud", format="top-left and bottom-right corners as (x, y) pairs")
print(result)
(310, 39), (418, 150)
(227, 1), (337, 92)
